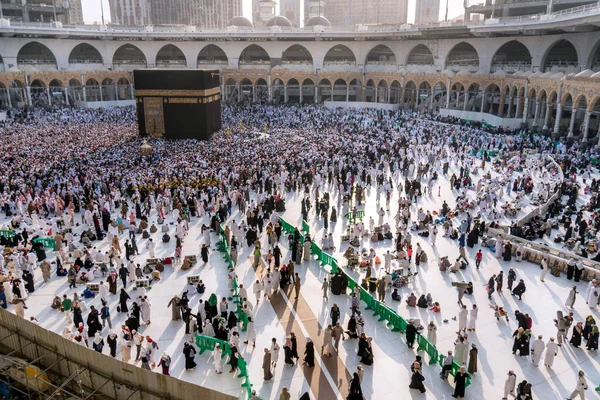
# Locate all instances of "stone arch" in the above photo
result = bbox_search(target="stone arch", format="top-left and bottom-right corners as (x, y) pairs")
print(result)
(403, 80), (417, 105)
(542, 39), (578, 73)
(573, 93), (588, 110)
(301, 78), (315, 103)
(17, 41), (57, 67)
(318, 78), (332, 103)
(281, 44), (313, 65)
(527, 87), (537, 100)
(69, 43), (103, 64)
(490, 40), (532, 73)
(49, 79), (63, 87)
(113, 44), (147, 67)
(390, 80), (401, 104)
(156, 44), (187, 68)
(333, 78), (347, 101)
(197, 44), (228, 66)
(287, 78), (300, 86)
(446, 42), (479, 70)
(324, 45), (356, 65)
(365, 45), (396, 64)
(349, 78), (361, 101)
(588, 39), (600, 71)
(239, 45), (270, 65)
(406, 44), (434, 65)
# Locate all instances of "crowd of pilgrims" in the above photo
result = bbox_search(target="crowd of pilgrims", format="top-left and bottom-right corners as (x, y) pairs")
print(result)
(1, 103), (600, 400)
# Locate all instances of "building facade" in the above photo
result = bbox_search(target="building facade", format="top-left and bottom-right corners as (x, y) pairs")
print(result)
(0, 0), (72, 23)
(415, 0), (440, 24)
(108, 0), (150, 26)
(68, 0), (85, 25)
(324, 0), (409, 27)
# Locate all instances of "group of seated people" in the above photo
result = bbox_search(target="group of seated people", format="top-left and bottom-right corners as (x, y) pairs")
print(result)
(395, 291), (440, 312)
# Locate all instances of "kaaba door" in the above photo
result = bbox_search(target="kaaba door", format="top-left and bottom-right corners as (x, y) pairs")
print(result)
(143, 97), (165, 137)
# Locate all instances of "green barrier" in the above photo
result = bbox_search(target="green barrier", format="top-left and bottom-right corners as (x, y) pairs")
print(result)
(416, 334), (439, 365)
(195, 335), (254, 398)
(302, 220), (310, 235)
(33, 237), (56, 251)
(278, 216), (450, 386)
(0, 230), (15, 239)
(471, 149), (498, 157)
(438, 354), (471, 387)
(278, 217), (295, 235)
(344, 209), (365, 223)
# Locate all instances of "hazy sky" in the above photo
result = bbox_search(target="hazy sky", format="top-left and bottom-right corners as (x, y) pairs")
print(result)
(82, 0), (466, 25)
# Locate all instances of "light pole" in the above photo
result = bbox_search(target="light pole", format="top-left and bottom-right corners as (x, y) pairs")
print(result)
(100, 0), (106, 25)
(52, 0), (57, 22)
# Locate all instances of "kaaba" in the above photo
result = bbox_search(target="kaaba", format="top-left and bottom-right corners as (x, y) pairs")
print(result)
(133, 69), (221, 140)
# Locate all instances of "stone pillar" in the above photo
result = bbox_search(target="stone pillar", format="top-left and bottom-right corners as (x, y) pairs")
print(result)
(415, 89), (419, 109)
(252, 85), (256, 103)
(430, 90), (434, 111)
(446, 90), (450, 109)
(544, 103), (552, 128)
(284, 86), (288, 103)
(506, 96), (512, 118)
(498, 94), (505, 117)
(237, 85), (241, 102)
(387, 88), (391, 104)
(480, 92), (485, 112)
(375, 87), (379, 103)
(568, 107), (577, 137)
(82, 85), (87, 102)
(64, 86), (69, 106)
(45, 87), (51, 105)
(361, 87), (366, 102)
(130, 84), (134, 99)
(455, 91), (460, 108)
(6, 88), (12, 108)
(553, 103), (563, 134)
(25, 86), (32, 106)
(583, 110), (592, 139)
(463, 92), (468, 111)
(521, 97), (529, 123)
(533, 101), (541, 125)
(330, 86), (333, 102)
(516, 96), (523, 119)
(346, 86), (350, 102)
(299, 85), (303, 103)
(315, 85), (318, 103)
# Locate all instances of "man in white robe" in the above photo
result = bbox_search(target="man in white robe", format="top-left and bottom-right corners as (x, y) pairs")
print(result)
(531, 335), (545, 367)
(544, 337), (559, 368)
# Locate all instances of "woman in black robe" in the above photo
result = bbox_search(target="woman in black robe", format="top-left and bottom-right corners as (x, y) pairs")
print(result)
(347, 373), (363, 400)
(183, 342), (197, 370)
(406, 322), (417, 348)
(346, 316), (358, 339)
(227, 311), (238, 330)
(201, 244), (209, 263)
(107, 332), (118, 357)
(11, 280), (21, 299)
(73, 304), (83, 327)
(357, 334), (367, 358)
(409, 369), (426, 393)
(360, 337), (373, 365)
(229, 347), (239, 373)
(87, 308), (102, 338)
(503, 243), (512, 261)
(519, 332), (530, 356)
(567, 260), (575, 280)
(22, 271), (34, 293)
(119, 289), (130, 313)
(571, 322), (584, 348)
(584, 316), (596, 340)
(512, 328), (523, 354)
(131, 302), (141, 322)
(284, 338), (294, 366)
(587, 325), (599, 350)
(453, 367), (469, 398)
(291, 332), (299, 361)
(303, 338), (315, 367)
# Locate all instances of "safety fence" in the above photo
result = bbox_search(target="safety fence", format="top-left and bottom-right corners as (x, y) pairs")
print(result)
(32, 237), (57, 251)
(344, 209), (365, 223)
(0, 229), (15, 238)
(278, 216), (470, 386)
(217, 225), (249, 332)
(195, 335), (253, 398)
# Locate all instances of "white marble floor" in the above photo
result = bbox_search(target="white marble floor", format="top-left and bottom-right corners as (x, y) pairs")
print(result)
(8, 153), (600, 400)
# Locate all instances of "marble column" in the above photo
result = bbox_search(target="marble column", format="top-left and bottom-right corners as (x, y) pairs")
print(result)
(567, 107), (577, 137)
(544, 102), (552, 128)
(553, 104), (563, 134)
(583, 110), (592, 139)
